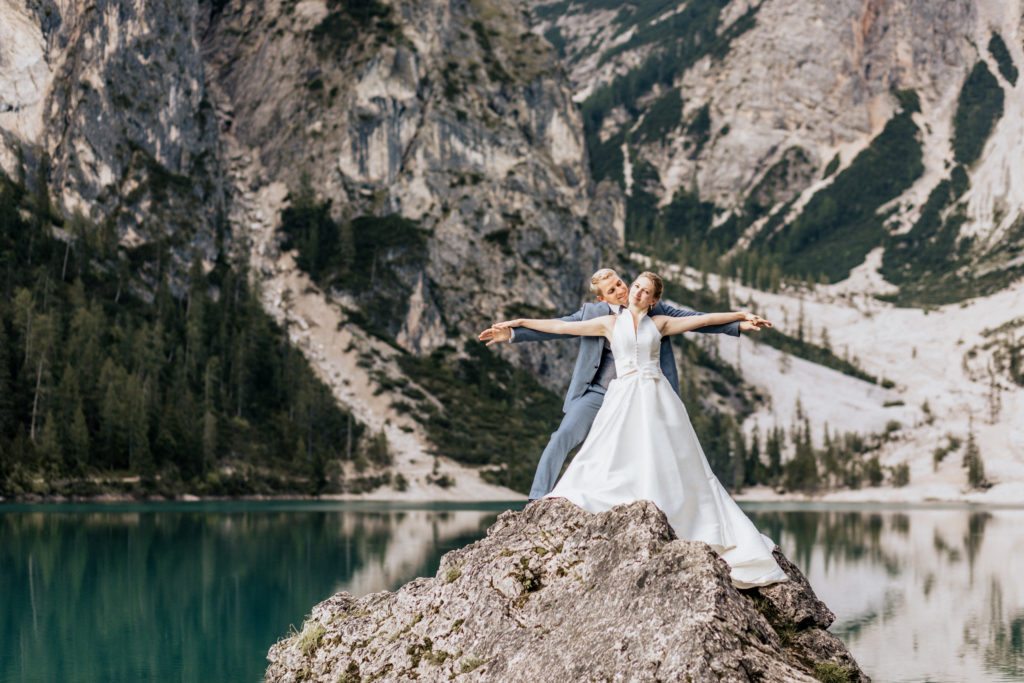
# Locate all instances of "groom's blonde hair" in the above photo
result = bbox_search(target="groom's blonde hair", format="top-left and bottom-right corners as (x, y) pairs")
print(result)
(589, 268), (619, 295)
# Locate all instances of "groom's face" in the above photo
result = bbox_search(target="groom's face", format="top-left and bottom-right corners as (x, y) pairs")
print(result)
(595, 275), (629, 306)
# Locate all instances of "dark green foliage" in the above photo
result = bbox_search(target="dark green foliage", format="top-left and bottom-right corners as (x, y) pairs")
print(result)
(685, 103), (712, 156)
(630, 147), (814, 283)
(580, 0), (759, 174)
(963, 428), (990, 489)
(632, 88), (683, 144)
(878, 164), (1024, 305)
(784, 421), (819, 492)
(893, 88), (921, 114)
(471, 20), (512, 85)
(542, 25), (566, 57)
(864, 455), (884, 487)
(891, 462), (910, 487)
(280, 184), (346, 279)
(676, 338), (756, 485)
(823, 153), (840, 178)
(587, 130), (626, 186)
(600, 0), (732, 65)
(744, 146), (813, 221)
(988, 32), (1018, 85)
(664, 187), (716, 243)
(626, 171), (717, 261)
(396, 342), (563, 494)
(881, 173), (968, 288)
(622, 160), (665, 248)
(952, 61), (1004, 167)
(310, 0), (396, 59)
(761, 105), (923, 282)
(278, 186), (567, 494)
(756, 328), (877, 384)
(279, 179), (427, 337)
(0, 171), (362, 498)
(532, 1), (570, 21)
(484, 228), (512, 249)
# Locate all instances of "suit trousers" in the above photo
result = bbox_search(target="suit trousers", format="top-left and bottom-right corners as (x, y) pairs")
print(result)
(529, 387), (606, 500)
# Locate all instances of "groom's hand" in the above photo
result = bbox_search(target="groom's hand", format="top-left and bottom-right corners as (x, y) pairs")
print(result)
(478, 326), (512, 346)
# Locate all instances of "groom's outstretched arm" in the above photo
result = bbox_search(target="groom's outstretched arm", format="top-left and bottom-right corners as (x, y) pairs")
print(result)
(656, 301), (740, 337)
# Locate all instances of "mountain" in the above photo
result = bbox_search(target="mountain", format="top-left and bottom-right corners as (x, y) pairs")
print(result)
(530, 0), (1024, 301)
(3, 0), (1022, 500)
(525, 0), (1024, 499)
(0, 0), (623, 498)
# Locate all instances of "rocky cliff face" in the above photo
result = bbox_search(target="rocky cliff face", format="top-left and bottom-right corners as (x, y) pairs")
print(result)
(202, 0), (620, 360)
(1, 0), (626, 495)
(530, 0), (1024, 292)
(2, 0), (226, 286)
(1, 0), (621, 362)
(265, 498), (868, 681)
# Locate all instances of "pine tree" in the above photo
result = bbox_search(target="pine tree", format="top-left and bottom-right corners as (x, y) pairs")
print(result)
(202, 410), (217, 475)
(98, 360), (129, 469)
(746, 429), (767, 486)
(68, 399), (89, 471)
(126, 374), (151, 474)
(731, 424), (746, 491)
(963, 426), (989, 489)
(784, 421), (818, 492)
(0, 324), (13, 439)
(37, 410), (62, 473)
(766, 426), (783, 482)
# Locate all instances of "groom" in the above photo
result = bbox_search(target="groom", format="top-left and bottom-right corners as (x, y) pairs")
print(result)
(478, 268), (770, 500)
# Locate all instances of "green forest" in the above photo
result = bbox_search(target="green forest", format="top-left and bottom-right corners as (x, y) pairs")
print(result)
(0, 169), (367, 498)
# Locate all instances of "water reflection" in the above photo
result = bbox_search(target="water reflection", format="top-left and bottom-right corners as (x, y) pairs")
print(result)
(0, 503), (505, 683)
(746, 505), (1024, 683)
(5, 503), (1024, 683)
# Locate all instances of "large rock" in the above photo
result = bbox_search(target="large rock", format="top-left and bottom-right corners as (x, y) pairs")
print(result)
(266, 499), (868, 682)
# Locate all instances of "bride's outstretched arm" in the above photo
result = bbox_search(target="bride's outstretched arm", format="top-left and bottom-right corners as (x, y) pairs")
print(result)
(493, 315), (615, 339)
(653, 311), (754, 337)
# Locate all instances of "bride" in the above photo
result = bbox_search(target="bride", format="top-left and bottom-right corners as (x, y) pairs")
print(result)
(495, 272), (788, 588)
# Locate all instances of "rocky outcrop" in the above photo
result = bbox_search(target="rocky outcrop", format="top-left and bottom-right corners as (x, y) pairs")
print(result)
(529, 0), (979, 210)
(200, 0), (622, 383)
(0, 0), (624, 354)
(0, 0), (624, 487)
(1, 0), (227, 286)
(266, 498), (867, 682)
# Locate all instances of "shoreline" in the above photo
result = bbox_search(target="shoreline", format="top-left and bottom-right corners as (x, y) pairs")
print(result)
(5, 482), (1024, 507)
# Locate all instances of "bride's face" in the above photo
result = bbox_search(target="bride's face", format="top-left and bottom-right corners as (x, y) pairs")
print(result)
(630, 277), (658, 309)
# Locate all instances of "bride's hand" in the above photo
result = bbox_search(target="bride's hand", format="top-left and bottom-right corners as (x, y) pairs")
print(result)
(738, 312), (772, 332)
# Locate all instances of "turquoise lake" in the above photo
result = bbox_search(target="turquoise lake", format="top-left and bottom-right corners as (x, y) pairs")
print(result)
(3, 501), (1023, 682)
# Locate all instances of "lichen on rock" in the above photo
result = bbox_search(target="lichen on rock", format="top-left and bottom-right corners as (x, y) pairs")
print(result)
(266, 498), (868, 682)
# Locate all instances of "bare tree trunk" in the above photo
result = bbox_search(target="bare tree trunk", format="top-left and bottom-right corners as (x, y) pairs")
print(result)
(346, 413), (352, 461)
(30, 352), (45, 442)
(23, 312), (32, 367)
(61, 239), (71, 281)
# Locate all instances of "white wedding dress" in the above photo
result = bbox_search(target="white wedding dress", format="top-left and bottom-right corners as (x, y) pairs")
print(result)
(546, 309), (788, 588)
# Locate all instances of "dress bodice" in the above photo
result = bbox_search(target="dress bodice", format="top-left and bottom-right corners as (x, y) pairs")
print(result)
(611, 309), (662, 379)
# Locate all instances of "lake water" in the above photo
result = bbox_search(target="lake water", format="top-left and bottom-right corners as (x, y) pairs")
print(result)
(2, 501), (1022, 682)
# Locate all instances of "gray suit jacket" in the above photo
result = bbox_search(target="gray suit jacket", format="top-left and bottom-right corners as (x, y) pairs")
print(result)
(513, 301), (739, 412)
